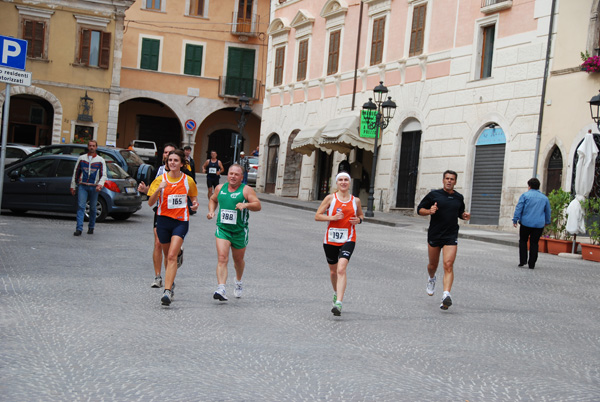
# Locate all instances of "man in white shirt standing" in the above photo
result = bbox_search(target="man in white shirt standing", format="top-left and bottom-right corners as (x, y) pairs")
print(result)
(70, 140), (107, 236)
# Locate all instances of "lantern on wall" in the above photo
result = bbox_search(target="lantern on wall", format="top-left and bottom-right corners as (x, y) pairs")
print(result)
(78, 91), (94, 122)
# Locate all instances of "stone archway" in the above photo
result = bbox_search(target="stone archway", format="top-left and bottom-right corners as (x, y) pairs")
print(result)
(0, 85), (63, 144)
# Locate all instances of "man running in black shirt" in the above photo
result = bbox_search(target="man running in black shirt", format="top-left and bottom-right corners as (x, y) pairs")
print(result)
(417, 170), (471, 310)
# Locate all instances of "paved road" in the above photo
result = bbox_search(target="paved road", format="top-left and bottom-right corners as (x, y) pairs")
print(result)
(1, 195), (599, 401)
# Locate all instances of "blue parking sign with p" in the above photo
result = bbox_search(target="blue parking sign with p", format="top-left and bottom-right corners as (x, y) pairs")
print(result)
(0, 36), (28, 70)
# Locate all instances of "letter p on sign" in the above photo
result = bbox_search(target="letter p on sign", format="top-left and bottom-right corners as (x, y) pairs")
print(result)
(0, 36), (28, 70)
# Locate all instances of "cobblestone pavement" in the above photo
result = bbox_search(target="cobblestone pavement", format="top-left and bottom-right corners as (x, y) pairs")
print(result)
(1, 194), (599, 401)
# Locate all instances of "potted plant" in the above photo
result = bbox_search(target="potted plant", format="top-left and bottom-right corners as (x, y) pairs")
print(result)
(581, 197), (600, 262)
(581, 51), (600, 73)
(544, 189), (575, 255)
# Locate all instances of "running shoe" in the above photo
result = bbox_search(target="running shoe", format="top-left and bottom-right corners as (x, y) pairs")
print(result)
(213, 286), (228, 301)
(177, 248), (184, 268)
(151, 276), (162, 288)
(331, 301), (342, 316)
(440, 292), (453, 310)
(333, 293), (337, 304)
(171, 282), (176, 300)
(234, 280), (243, 298)
(426, 275), (436, 296)
(161, 290), (172, 306)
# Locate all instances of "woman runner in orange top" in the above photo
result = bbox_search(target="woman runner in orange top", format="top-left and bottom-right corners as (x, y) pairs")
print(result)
(147, 149), (199, 306)
(315, 171), (364, 316)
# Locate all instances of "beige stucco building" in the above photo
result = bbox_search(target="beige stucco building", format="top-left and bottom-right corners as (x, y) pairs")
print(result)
(118, 0), (270, 167)
(540, 0), (600, 196)
(259, 0), (561, 228)
(0, 0), (134, 146)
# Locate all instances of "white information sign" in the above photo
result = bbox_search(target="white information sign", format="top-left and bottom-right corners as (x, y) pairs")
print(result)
(0, 66), (31, 86)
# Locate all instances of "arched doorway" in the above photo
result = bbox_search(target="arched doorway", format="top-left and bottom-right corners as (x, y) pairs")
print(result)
(470, 125), (506, 225)
(207, 129), (245, 172)
(396, 120), (422, 208)
(281, 130), (302, 197)
(546, 146), (563, 193)
(265, 134), (280, 193)
(117, 98), (182, 157)
(7, 95), (54, 146)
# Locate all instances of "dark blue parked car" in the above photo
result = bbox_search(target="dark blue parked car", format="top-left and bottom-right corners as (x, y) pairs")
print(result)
(1, 154), (142, 222)
(19, 144), (154, 185)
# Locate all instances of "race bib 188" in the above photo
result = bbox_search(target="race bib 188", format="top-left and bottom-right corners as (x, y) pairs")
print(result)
(220, 209), (237, 225)
(328, 228), (348, 243)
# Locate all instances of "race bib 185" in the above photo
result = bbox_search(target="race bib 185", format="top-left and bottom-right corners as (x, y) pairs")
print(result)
(167, 194), (186, 209)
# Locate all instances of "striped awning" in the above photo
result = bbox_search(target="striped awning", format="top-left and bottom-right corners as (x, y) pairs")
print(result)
(317, 115), (374, 154)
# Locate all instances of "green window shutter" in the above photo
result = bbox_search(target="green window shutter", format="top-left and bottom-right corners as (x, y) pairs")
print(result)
(226, 47), (255, 96)
(141, 38), (160, 71)
(184, 44), (203, 76)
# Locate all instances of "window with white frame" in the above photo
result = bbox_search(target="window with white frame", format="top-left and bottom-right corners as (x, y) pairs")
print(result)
(370, 16), (386, 65)
(296, 39), (309, 81)
(364, 0), (391, 66)
(143, 0), (165, 12)
(327, 30), (341, 75)
(290, 9), (314, 83)
(273, 46), (286, 86)
(17, 6), (53, 60)
(183, 42), (204, 76)
(187, 0), (206, 17)
(73, 15), (111, 68)
(320, 0), (347, 76)
(139, 35), (163, 71)
(473, 17), (497, 80)
(409, 2), (427, 57)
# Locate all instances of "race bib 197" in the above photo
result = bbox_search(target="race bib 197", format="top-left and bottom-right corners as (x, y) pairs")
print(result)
(220, 209), (237, 225)
(167, 194), (186, 209)
(328, 228), (348, 243)
(209, 167), (217, 174)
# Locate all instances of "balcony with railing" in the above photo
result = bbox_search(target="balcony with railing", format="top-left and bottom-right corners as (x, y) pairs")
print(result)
(219, 76), (260, 101)
(231, 12), (260, 37)
(481, 0), (512, 13)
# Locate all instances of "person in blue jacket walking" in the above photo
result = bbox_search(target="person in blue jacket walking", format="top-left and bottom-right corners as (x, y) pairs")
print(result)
(513, 178), (551, 269)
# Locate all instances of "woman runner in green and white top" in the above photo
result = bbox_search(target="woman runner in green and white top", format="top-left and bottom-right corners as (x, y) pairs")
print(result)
(207, 164), (261, 301)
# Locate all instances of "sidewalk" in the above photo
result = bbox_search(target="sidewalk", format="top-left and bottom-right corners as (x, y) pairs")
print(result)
(257, 192), (519, 248)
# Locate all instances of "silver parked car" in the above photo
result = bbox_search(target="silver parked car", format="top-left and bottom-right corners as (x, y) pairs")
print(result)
(1, 143), (39, 166)
(246, 157), (259, 185)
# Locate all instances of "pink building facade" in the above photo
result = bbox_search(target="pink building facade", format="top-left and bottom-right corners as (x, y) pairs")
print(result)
(258, 0), (555, 228)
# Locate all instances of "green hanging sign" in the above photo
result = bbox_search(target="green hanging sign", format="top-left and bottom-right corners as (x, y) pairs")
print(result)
(360, 110), (379, 138)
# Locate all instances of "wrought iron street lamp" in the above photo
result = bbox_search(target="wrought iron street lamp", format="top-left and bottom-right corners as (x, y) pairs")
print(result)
(234, 93), (252, 161)
(362, 81), (396, 217)
(589, 90), (600, 129)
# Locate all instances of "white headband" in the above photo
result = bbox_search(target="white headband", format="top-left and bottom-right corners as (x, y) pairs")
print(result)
(336, 172), (351, 182)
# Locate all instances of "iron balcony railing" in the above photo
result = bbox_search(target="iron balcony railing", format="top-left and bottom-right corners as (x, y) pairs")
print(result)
(218, 76), (260, 101)
(231, 12), (260, 36)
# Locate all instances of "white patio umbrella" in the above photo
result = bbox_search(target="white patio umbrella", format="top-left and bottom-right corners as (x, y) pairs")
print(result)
(566, 131), (598, 245)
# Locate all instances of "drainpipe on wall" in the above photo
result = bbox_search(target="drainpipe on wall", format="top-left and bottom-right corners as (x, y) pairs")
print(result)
(351, 1), (364, 111)
(533, 0), (558, 178)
